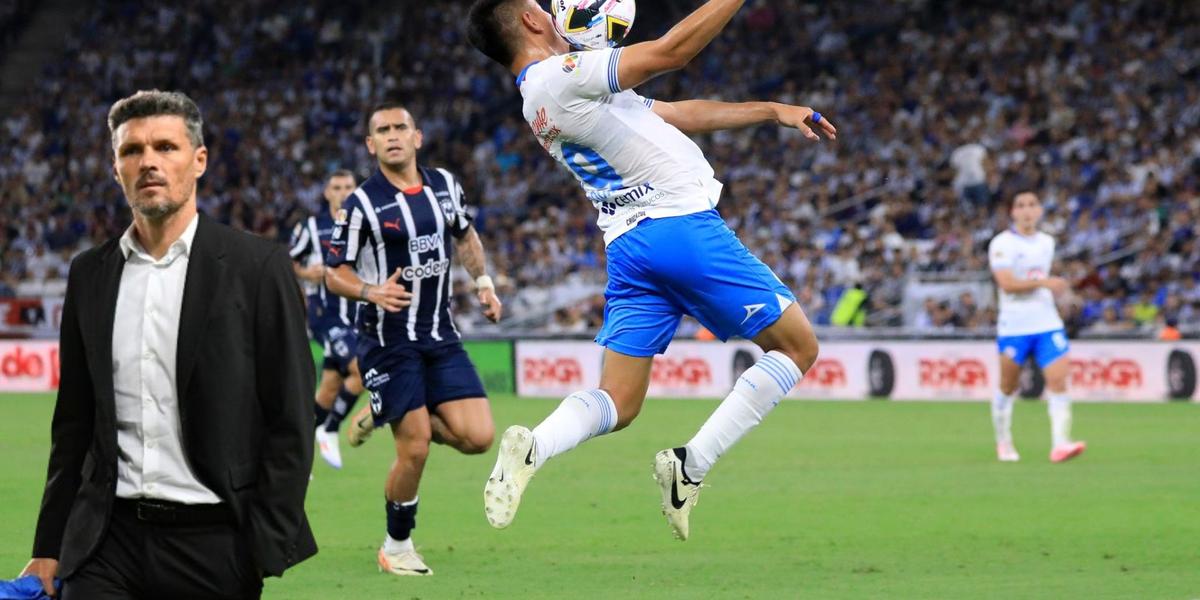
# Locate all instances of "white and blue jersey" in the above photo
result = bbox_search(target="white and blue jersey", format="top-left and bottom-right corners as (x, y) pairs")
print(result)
(989, 229), (1069, 367)
(289, 210), (357, 342)
(326, 167), (470, 348)
(517, 49), (794, 356)
(517, 48), (723, 245)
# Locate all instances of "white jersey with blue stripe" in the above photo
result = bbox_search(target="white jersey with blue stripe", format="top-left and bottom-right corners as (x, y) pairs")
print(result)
(517, 48), (723, 245)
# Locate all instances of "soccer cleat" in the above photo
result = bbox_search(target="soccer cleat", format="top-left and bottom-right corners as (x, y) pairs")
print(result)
(653, 448), (702, 541)
(483, 425), (538, 529)
(1050, 441), (1087, 463)
(996, 441), (1020, 462)
(347, 405), (376, 448)
(315, 427), (343, 469)
(377, 547), (432, 576)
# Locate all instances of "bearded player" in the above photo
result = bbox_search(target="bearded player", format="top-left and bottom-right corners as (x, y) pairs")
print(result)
(988, 191), (1086, 463)
(468, 0), (835, 540)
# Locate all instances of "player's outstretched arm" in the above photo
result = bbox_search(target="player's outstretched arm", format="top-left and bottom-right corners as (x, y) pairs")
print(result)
(616, 0), (745, 90)
(324, 264), (412, 313)
(454, 226), (502, 323)
(652, 100), (837, 139)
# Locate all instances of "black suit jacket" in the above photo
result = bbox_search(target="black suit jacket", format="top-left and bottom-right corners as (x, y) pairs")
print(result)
(32, 214), (318, 578)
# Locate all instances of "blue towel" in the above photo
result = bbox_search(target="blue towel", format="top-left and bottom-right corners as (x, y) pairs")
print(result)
(0, 575), (59, 600)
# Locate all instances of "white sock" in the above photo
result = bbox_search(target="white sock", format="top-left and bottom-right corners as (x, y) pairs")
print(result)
(531, 390), (617, 468)
(684, 351), (802, 481)
(992, 390), (1015, 445)
(1047, 393), (1072, 447)
(383, 534), (414, 554)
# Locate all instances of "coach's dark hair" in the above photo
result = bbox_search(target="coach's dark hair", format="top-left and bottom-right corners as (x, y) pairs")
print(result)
(1007, 190), (1040, 211)
(364, 101), (414, 134)
(329, 169), (355, 181)
(108, 90), (204, 149)
(467, 0), (523, 67)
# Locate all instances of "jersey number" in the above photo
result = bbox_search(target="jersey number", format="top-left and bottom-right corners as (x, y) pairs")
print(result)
(561, 142), (623, 191)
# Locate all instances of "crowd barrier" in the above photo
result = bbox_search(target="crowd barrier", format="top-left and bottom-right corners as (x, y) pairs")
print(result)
(4, 338), (1197, 402)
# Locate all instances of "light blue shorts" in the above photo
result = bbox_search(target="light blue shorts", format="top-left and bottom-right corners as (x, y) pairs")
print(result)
(997, 329), (1070, 368)
(595, 210), (795, 357)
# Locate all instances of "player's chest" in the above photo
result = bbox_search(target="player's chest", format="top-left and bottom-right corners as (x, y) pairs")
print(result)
(1011, 244), (1052, 278)
(372, 193), (452, 247)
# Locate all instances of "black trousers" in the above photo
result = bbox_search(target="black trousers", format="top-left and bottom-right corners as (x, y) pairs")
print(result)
(62, 502), (262, 600)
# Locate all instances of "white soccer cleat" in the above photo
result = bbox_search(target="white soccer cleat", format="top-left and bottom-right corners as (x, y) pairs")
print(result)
(484, 425), (538, 529)
(377, 547), (432, 576)
(347, 405), (376, 448)
(996, 441), (1021, 462)
(315, 427), (343, 469)
(653, 448), (703, 541)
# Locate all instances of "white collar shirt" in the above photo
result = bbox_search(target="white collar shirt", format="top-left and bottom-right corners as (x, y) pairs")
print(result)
(112, 214), (221, 504)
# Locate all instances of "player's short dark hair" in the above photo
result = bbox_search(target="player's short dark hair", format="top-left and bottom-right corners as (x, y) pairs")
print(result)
(467, 0), (523, 67)
(364, 101), (414, 134)
(1007, 190), (1040, 211)
(328, 169), (355, 181)
(108, 89), (204, 149)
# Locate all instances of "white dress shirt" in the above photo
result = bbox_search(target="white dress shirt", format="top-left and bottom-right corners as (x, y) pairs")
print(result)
(112, 214), (222, 504)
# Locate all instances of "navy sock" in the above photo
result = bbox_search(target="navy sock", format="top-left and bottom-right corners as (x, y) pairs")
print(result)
(386, 498), (418, 541)
(314, 403), (329, 428)
(325, 387), (360, 432)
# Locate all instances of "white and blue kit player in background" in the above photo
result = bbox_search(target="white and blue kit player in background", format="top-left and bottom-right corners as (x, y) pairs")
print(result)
(289, 169), (365, 470)
(325, 103), (502, 576)
(988, 192), (1086, 463)
(468, 0), (836, 540)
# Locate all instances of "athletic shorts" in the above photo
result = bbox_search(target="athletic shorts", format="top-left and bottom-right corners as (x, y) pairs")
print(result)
(321, 325), (358, 377)
(357, 339), (487, 426)
(997, 329), (1070, 368)
(596, 210), (796, 357)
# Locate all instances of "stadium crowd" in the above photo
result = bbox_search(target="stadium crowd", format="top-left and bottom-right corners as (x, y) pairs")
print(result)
(0, 0), (1197, 337)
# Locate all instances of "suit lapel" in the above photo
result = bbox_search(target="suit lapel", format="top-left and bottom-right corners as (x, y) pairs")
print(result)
(175, 215), (227, 416)
(85, 242), (125, 425)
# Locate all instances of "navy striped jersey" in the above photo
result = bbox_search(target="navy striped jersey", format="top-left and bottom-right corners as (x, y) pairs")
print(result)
(326, 166), (472, 346)
(288, 209), (356, 328)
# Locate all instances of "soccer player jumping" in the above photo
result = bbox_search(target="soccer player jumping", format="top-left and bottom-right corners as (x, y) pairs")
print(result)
(467, 0), (835, 540)
(988, 192), (1086, 463)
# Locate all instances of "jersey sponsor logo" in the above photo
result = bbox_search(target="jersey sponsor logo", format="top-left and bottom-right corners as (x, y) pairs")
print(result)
(382, 218), (404, 232)
(327, 245), (343, 258)
(594, 183), (660, 215)
(919, 358), (989, 389)
(797, 358), (848, 390)
(401, 258), (451, 281)
(522, 357), (583, 386)
(530, 107), (562, 150)
(561, 53), (580, 74)
(409, 233), (444, 254)
(1070, 359), (1142, 390)
(650, 357), (713, 388)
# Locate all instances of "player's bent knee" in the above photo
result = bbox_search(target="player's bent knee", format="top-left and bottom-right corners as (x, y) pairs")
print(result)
(459, 428), (494, 454)
(774, 337), (818, 375)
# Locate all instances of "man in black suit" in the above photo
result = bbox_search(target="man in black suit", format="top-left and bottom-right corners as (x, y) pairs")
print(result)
(20, 90), (317, 599)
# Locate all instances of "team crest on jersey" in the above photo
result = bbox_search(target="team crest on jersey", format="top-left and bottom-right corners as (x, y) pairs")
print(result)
(335, 208), (348, 224)
(438, 195), (456, 222)
(562, 53), (580, 74)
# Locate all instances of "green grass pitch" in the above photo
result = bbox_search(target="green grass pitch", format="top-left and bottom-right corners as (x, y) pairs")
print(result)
(1, 393), (1197, 599)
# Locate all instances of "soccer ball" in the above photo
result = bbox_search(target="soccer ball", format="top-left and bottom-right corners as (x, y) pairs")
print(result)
(551, 0), (636, 50)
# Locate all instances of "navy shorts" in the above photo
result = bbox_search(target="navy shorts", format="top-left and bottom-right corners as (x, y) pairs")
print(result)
(358, 340), (487, 426)
(321, 325), (358, 377)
